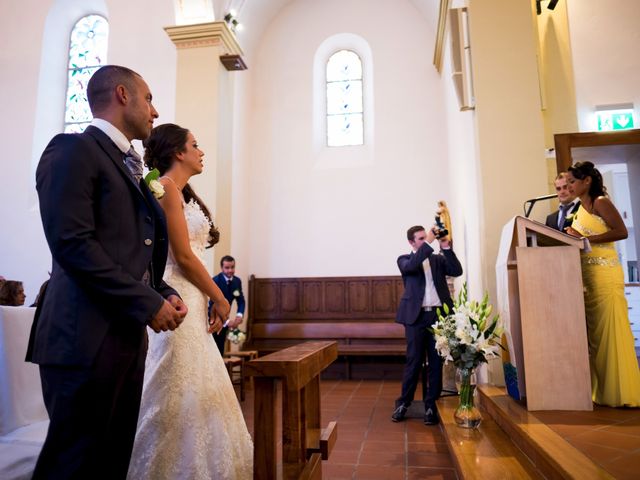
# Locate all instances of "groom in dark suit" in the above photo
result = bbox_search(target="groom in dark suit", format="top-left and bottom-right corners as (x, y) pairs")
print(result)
(211, 255), (246, 354)
(546, 172), (580, 231)
(392, 225), (462, 425)
(27, 65), (187, 479)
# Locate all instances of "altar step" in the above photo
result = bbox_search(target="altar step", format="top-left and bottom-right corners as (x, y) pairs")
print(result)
(439, 385), (614, 479)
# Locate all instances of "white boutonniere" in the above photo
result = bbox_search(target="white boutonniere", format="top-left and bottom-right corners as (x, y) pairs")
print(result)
(233, 289), (240, 298)
(144, 168), (165, 199)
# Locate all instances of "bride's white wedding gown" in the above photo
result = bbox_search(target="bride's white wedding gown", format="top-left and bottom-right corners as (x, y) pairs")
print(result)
(127, 199), (253, 479)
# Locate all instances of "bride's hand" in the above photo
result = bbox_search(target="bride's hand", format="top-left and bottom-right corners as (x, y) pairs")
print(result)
(564, 226), (580, 237)
(208, 313), (224, 334)
(212, 298), (231, 321)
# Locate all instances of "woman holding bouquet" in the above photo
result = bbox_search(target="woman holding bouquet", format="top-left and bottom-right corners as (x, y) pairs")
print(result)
(127, 124), (252, 479)
(565, 161), (640, 407)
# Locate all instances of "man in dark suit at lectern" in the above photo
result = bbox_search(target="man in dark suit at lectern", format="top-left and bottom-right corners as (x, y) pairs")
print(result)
(391, 225), (462, 426)
(546, 172), (580, 231)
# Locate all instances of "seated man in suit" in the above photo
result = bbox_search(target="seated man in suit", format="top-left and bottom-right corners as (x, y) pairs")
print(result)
(210, 255), (246, 354)
(392, 225), (462, 426)
(546, 172), (580, 231)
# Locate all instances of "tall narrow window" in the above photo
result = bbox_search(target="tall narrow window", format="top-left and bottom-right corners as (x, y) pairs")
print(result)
(326, 50), (363, 147)
(64, 15), (108, 133)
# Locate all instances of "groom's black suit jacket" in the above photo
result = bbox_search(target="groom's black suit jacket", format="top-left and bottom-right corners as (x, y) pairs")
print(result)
(28, 125), (177, 366)
(27, 125), (178, 479)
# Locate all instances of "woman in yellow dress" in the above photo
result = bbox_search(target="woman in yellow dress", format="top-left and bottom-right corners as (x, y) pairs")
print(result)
(566, 161), (640, 407)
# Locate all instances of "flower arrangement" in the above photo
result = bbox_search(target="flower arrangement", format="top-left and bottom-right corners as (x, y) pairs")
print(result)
(432, 283), (503, 369)
(144, 168), (165, 199)
(432, 283), (503, 428)
(227, 327), (246, 345)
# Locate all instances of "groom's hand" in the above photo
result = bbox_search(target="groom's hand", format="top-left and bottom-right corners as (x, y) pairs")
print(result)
(149, 299), (184, 333)
(168, 295), (188, 321)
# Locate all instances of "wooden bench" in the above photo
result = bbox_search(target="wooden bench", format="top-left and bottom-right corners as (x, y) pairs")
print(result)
(245, 275), (407, 379)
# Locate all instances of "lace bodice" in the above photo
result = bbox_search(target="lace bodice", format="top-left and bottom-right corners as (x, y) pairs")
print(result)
(167, 199), (211, 267)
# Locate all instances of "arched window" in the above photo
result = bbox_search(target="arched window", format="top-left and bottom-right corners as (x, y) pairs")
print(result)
(326, 50), (363, 147)
(64, 15), (108, 133)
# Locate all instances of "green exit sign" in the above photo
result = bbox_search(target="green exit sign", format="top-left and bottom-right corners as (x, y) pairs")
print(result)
(596, 110), (635, 131)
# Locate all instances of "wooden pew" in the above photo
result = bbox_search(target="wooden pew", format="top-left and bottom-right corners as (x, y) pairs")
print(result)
(245, 275), (406, 378)
(246, 341), (338, 480)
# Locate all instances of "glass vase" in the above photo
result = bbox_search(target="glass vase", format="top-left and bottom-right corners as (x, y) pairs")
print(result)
(454, 367), (482, 429)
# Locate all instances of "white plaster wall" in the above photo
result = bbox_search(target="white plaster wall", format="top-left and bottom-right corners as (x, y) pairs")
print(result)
(0, 0), (178, 303)
(567, 0), (640, 131)
(242, 0), (452, 278)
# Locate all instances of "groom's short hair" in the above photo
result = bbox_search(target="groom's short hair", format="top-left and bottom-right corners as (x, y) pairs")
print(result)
(87, 65), (141, 114)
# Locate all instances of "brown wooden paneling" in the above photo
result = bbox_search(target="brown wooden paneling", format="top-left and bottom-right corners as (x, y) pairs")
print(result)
(325, 281), (346, 313)
(280, 281), (300, 314)
(255, 281), (278, 317)
(302, 281), (322, 314)
(347, 280), (369, 314)
(372, 279), (395, 313)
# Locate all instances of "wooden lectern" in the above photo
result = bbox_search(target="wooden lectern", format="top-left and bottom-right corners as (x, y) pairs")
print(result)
(496, 216), (592, 411)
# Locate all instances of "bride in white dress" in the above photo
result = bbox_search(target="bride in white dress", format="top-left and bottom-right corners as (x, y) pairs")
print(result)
(127, 123), (253, 479)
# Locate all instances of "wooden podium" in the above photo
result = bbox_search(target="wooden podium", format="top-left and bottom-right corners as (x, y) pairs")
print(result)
(496, 216), (592, 411)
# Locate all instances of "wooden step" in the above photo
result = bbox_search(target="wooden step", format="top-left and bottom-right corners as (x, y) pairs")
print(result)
(476, 385), (614, 480)
(438, 394), (542, 479)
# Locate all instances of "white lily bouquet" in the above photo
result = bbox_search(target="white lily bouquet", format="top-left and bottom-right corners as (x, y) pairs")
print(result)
(432, 283), (503, 369)
(227, 327), (246, 345)
(432, 283), (503, 428)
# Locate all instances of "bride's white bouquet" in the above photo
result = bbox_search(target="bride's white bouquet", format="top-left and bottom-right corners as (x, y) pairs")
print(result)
(227, 327), (246, 345)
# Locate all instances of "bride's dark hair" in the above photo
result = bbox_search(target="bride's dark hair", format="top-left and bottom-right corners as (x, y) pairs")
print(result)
(568, 161), (607, 199)
(143, 123), (220, 248)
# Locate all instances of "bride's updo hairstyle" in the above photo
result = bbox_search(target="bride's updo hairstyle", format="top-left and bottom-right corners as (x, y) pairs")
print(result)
(144, 123), (220, 247)
(568, 161), (607, 199)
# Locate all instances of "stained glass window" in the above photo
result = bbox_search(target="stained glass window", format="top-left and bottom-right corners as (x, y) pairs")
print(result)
(64, 15), (108, 133)
(326, 50), (364, 147)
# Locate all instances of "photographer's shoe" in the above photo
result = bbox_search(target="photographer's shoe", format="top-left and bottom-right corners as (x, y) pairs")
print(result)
(391, 405), (408, 422)
(424, 407), (440, 425)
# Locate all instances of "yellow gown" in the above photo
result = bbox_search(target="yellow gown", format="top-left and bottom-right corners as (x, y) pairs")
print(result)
(572, 205), (640, 407)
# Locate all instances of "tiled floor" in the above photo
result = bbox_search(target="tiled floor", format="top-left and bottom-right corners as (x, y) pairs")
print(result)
(238, 377), (640, 479)
(534, 406), (640, 480)
(240, 379), (458, 479)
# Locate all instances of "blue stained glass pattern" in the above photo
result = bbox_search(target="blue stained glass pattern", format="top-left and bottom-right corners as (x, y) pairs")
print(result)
(327, 113), (363, 147)
(326, 50), (362, 82)
(64, 15), (108, 133)
(327, 81), (363, 115)
(326, 50), (364, 147)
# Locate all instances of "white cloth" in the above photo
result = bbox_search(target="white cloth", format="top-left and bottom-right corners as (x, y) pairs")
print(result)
(0, 307), (48, 436)
(127, 199), (253, 480)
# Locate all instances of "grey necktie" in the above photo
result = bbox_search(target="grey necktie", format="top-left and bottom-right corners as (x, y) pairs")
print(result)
(123, 146), (143, 183)
(558, 204), (569, 229)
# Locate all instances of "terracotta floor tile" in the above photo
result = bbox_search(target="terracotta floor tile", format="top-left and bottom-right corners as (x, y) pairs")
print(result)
(353, 465), (406, 479)
(358, 449), (406, 467)
(407, 451), (454, 468)
(361, 440), (406, 453)
(322, 463), (355, 479)
(327, 449), (361, 465)
(600, 450), (640, 480)
(570, 429), (640, 452)
(566, 436), (626, 466)
(407, 441), (450, 454)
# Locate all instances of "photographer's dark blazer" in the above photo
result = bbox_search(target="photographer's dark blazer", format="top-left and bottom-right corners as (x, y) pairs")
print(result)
(27, 125), (178, 367)
(545, 201), (580, 231)
(396, 243), (463, 325)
